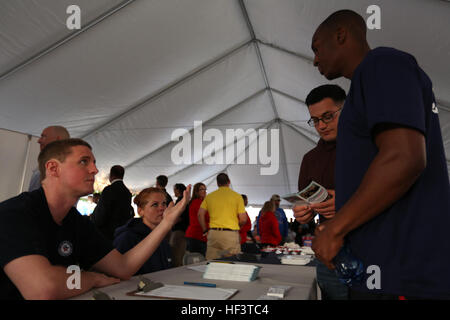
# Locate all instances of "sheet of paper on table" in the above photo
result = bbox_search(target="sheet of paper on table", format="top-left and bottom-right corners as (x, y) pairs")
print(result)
(133, 284), (238, 300)
(186, 265), (208, 273)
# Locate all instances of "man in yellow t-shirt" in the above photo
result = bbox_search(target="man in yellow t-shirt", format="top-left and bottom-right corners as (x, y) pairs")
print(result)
(198, 173), (247, 260)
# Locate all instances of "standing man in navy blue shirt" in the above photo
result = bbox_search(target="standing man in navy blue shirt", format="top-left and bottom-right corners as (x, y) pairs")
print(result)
(308, 9), (450, 299)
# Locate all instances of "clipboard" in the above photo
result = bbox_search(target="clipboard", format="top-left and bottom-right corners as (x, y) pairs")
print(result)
(126, 284), (238, 300)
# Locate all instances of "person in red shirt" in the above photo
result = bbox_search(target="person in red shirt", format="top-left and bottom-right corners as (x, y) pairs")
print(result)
(185, 183), (209, 256)
(259, 201), (281, 247)
(239, 194), (252, 245)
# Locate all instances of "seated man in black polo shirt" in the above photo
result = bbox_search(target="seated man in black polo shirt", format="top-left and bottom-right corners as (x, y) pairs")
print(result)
(0, 138), (190, 300)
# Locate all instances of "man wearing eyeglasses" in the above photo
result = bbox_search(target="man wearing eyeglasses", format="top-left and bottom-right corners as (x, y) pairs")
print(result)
(294, 84), (348, 300)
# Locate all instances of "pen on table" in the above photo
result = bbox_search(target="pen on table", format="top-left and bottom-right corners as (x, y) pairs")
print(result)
(183, 281), (217, 288)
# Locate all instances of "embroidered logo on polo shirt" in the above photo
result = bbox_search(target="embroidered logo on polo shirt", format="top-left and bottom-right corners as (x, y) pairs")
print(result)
(58, 241), (73, 257)
(432, 102), (438, 114)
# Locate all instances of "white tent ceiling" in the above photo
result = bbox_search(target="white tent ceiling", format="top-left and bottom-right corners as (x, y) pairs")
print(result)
(1, 0), (449, 205)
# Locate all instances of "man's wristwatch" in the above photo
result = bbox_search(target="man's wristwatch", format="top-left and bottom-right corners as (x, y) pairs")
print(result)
(202, 229), (208, 236)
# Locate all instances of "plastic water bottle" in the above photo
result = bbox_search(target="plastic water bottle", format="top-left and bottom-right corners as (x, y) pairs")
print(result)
(333, 245), (364, 287)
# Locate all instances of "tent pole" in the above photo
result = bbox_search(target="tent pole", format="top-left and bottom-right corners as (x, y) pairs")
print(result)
(19, 135), (32, 193)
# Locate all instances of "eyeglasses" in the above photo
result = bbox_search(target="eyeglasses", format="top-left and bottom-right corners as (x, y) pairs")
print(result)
(199, 188), (207, 191)
(307, 108), (342, 127)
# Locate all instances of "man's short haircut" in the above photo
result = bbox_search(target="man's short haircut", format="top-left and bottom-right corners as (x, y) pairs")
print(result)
(156, 175), (168, 188)
(216, 173), (230, 186)
(241, 194), (247, 201)
(174, 183), (186, 193)
(305, 84), (346, 107)
(38, 138), (91, 181)
(110, 165), (125, 180)
(319, 9), (367, 41)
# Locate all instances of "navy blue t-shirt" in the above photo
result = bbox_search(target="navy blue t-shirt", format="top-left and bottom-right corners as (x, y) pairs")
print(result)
(113, 218), (172, 275)
(336, 47), (450, 298)
(0, 188), (114, 300)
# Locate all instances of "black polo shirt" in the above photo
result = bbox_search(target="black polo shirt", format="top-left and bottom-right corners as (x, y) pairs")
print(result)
(0, 188), (114, 299)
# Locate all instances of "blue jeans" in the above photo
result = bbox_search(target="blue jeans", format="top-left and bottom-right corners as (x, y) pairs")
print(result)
(316, 261), (349, 300)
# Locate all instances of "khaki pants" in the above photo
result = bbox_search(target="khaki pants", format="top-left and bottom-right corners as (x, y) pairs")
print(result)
(205, 229), (241, 260)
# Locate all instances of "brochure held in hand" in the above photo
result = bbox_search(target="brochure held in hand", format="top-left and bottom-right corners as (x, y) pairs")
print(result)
(282, 181), (329, 205)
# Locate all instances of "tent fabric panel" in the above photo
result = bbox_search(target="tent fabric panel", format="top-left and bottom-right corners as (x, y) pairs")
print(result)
(259, 43), (350, 105)
(0, 0), (125, 76)
(272, 90), (310, 126)
(86, 44), (265, 175)
(0, 0), (251, 137)
(166, 164), (229, 195)
(226, 163), (289, 206)
(121, 110), (273, 194)
(248, 0), (450, 104)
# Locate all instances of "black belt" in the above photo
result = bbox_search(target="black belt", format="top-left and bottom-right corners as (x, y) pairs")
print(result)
(210, 228), (238, 232)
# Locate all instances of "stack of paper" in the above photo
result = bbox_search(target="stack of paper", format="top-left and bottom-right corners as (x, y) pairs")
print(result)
(267, 285), (291, 298)
(203, 263), (261, 282)
(280, 255), (311, 265)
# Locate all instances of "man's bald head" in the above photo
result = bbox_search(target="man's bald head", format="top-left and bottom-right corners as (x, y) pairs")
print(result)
(38, 126), (70, 151)
(311, 9), (370, 80)
(316, 10), (367, 43)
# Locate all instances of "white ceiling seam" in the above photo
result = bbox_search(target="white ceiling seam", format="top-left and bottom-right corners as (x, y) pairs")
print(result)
(172, 118), (277, 188)
(165, 118), (277, 181)
(280, 119), (319, 146)
(123, 88), (268, 170)
(238, 0), (279, 119)
(203, 119), (279, 184)
(271, 88), (307, 107)
(277, 120), (292, 195)
(0, 0), (137, 82)
(80, 39), (254, 140)
(0, 0), (254, 138)
(87, 43), (266, 174)
(80, 37), (320, 144)
(121, 94), (273, 179)
(256, 39), (314, 65)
